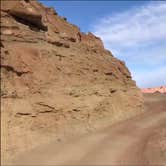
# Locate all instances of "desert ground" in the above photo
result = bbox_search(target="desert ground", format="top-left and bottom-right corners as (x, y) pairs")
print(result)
(7, 93), (165, 166)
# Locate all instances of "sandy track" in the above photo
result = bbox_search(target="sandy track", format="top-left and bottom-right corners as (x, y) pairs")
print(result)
(11, 95), (166, 166)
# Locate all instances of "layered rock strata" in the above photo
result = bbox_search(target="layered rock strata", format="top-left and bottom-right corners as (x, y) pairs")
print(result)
(1, 0), (143, 162)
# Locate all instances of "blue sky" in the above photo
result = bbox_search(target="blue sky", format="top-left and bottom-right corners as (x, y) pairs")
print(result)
(40, 1), (166, 88)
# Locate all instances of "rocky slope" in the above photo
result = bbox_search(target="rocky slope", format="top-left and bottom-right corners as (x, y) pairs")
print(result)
(142, 86), (166, 94)
(1, 0), (143, 163)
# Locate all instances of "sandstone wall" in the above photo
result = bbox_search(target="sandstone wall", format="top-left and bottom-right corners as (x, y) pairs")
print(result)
(1, 0), (143, 162)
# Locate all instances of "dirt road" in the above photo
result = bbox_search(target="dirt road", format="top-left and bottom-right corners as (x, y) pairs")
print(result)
(13, 94), (166, 165)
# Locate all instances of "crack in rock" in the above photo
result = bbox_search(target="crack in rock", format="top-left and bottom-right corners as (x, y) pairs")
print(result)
(1, 65), (30, 76)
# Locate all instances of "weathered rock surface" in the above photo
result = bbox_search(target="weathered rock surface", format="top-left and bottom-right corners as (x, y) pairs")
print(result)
(142, 86), (166, 94)
(1, 0), (143, 163)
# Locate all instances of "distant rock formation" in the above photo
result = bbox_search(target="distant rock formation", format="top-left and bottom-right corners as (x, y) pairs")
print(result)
(141, 86), (166, 94)
(1, 0), (143, 162)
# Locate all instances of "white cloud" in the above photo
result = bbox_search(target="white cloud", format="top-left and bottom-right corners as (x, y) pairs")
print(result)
(117, 42), (166, 66)
(91, 2), (166, 88)
(92, 2), (166, 47)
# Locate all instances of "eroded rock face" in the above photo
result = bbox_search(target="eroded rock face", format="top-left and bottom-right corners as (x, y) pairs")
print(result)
(1, 0), (143, 162)
(78, 32), (104, 49)
(1, 0), (47, 31)
(142, 86), (166, 94)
